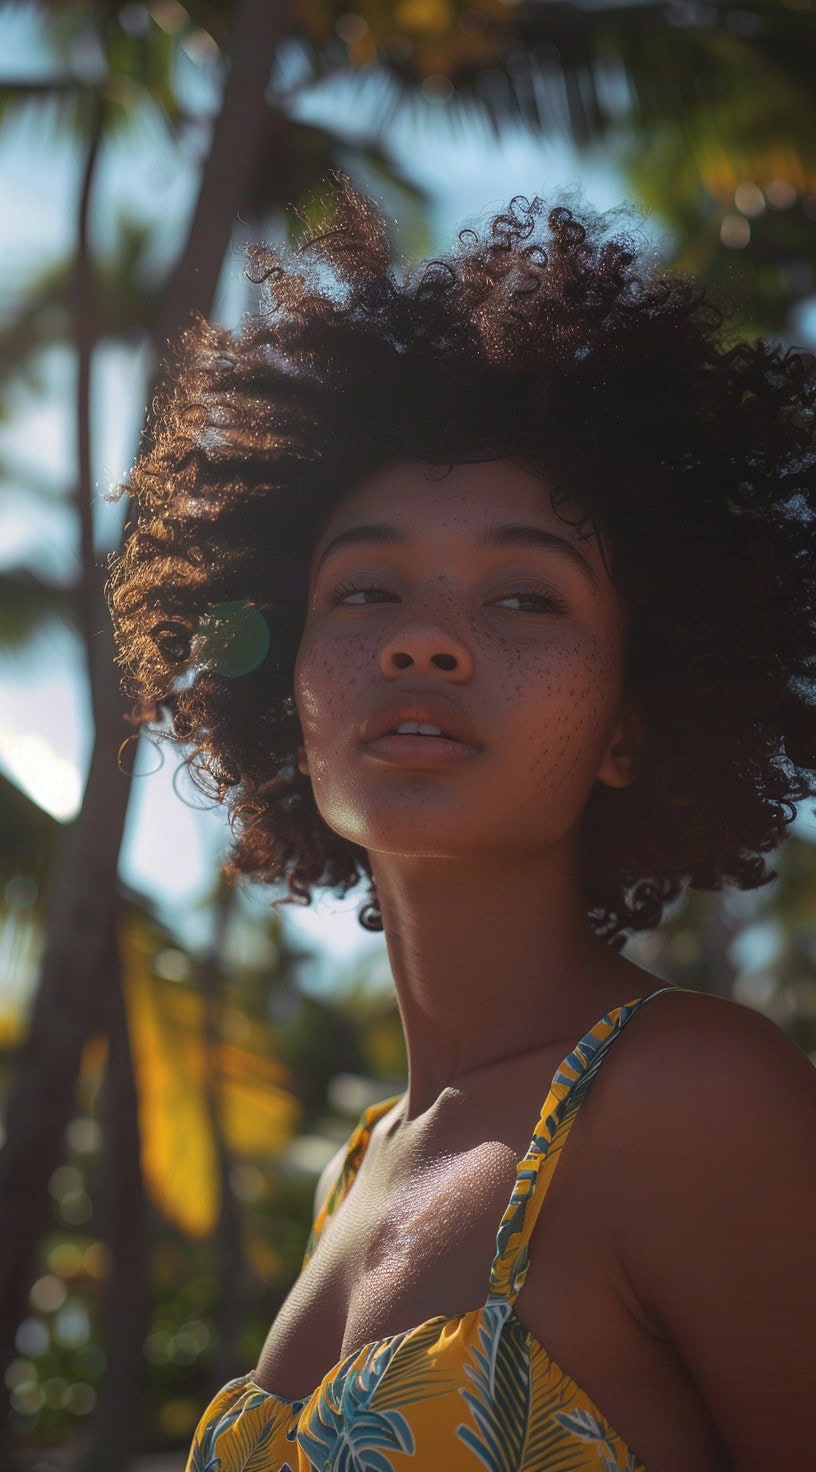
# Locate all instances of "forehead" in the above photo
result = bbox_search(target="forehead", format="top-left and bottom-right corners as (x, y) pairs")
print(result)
(314, 456), (601, 557)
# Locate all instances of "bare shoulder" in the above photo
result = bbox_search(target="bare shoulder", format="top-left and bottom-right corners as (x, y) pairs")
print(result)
(608, 983), (816, 1241)
(609, 982), (816, 1113)
(608, 986), (816, 1472)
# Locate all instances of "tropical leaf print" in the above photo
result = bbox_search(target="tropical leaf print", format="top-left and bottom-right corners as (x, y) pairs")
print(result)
(186, 1435), (220, 1472)
(185, 1378), (294, 1472)
(456, 1300), (530, 1472)
(360, 1315), (460, 1413)
(456, 1304), (597, 1472)
(186, 1378), (252, 1472)
(550, 1404), (649, 1472)
(553, 1407), (627, 1472)
(488, 1189), (532, 1302)
(297, 1336), (416, 1471)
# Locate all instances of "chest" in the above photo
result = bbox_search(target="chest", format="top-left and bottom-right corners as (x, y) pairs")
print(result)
(254, 1107), (733, 1471)
(259, 1129), (523, 1392)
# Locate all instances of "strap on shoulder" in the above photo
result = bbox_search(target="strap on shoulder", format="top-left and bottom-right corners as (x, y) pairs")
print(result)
(486, 985), (685, 1307)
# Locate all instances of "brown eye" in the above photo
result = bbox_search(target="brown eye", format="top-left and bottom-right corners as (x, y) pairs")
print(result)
(327, 580), (398, 606)
(490, 591), (569, 614)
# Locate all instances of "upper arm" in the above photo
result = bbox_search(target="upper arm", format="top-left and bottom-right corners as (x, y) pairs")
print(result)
(619, 995), (816, 1472)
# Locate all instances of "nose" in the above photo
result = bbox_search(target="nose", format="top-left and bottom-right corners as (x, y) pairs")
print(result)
(380, 624), (474, 681)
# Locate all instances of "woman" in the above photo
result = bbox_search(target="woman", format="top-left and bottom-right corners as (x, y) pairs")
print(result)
(109, 181), (816, 1471)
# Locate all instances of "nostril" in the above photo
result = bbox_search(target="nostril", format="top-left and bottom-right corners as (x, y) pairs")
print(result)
(393, 653), (412, 668)
(432, 654), (457, 671)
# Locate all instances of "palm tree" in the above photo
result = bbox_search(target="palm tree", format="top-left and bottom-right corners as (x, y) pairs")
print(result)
(0, 5), (297, 1463)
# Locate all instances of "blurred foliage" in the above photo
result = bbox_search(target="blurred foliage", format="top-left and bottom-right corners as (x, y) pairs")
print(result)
(0, 771), (58, 893)
(1, 882), (404, 1451)
(281, 0), (816, 336)
(629, 824), (816, 1064)
(122, 914), (300, 1237)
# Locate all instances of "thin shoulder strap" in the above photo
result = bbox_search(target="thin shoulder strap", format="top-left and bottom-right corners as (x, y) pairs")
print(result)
(486, 985), (682, 1309)
(300, 1093), (401, 1271)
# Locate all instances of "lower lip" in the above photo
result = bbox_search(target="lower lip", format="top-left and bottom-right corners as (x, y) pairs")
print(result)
(362, 734), (481, 767)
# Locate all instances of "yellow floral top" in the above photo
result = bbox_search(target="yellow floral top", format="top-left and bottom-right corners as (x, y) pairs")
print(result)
(186, 986), (680, 1472)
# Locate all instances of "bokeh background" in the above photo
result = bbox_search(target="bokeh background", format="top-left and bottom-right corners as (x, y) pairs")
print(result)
(2, 2), (816, 1467)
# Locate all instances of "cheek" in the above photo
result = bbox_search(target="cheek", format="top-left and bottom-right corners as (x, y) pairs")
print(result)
(293, 627), (379, 844)
(507, 628), (623, 781)
(293, 627), (372, 746)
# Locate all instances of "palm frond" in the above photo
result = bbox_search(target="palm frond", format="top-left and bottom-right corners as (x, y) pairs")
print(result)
(0, 567), (77, 649)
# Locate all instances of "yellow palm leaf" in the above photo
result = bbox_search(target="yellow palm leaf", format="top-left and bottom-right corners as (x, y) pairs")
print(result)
(121, 917), (300, 1238)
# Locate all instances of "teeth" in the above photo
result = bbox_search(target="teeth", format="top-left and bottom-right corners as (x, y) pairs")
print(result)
(395, 722), (444, 736)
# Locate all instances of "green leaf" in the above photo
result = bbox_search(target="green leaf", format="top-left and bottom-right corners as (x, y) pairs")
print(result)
(0, 568), (77, 649)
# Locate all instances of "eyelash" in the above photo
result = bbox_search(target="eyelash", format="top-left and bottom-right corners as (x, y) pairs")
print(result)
(325, 579), (569, 615)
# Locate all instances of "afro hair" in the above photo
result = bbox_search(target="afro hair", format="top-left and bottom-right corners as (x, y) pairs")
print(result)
(107, 177), (816, 949)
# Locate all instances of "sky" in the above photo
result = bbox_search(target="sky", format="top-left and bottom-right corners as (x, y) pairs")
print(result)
(2, 4), (813, 988)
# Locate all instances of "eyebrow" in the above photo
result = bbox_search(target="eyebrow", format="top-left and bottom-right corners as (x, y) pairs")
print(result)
(314, 521), (598, 586)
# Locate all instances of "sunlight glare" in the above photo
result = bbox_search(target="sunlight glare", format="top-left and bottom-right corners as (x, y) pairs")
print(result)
(0, 730), (82, 821)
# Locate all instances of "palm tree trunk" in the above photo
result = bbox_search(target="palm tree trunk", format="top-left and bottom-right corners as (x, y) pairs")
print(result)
(0, 4), (293, 1464)
(199, 882), (251, 1398)
(74, 923), (150, 1472)
(158, 0), (295, 354)
(0, 89), (131, 1452)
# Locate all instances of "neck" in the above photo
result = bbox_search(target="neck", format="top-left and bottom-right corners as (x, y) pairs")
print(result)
(369, 832), (645, 1120)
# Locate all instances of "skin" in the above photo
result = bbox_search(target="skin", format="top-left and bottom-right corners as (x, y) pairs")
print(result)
(294, 456), (650, 1121)
(262, 455), (816, 1469)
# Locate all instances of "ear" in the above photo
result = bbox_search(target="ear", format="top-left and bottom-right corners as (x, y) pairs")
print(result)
(296, 744), (310, 778)
(595, 702), (645, 790)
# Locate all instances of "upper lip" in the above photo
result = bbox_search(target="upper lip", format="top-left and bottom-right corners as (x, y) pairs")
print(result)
(361, 693), (480, 747)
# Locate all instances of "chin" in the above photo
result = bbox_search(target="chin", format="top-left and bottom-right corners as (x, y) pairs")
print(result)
(319, 800), (460, 851)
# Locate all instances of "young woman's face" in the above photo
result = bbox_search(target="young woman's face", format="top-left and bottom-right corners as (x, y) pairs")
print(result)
(293, 458), (637, 860)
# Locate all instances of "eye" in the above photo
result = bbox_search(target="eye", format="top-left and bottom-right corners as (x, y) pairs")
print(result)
(491, 590), (569, 614)
(326, 579), (398, 607)
(324, 580), (569, 614)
